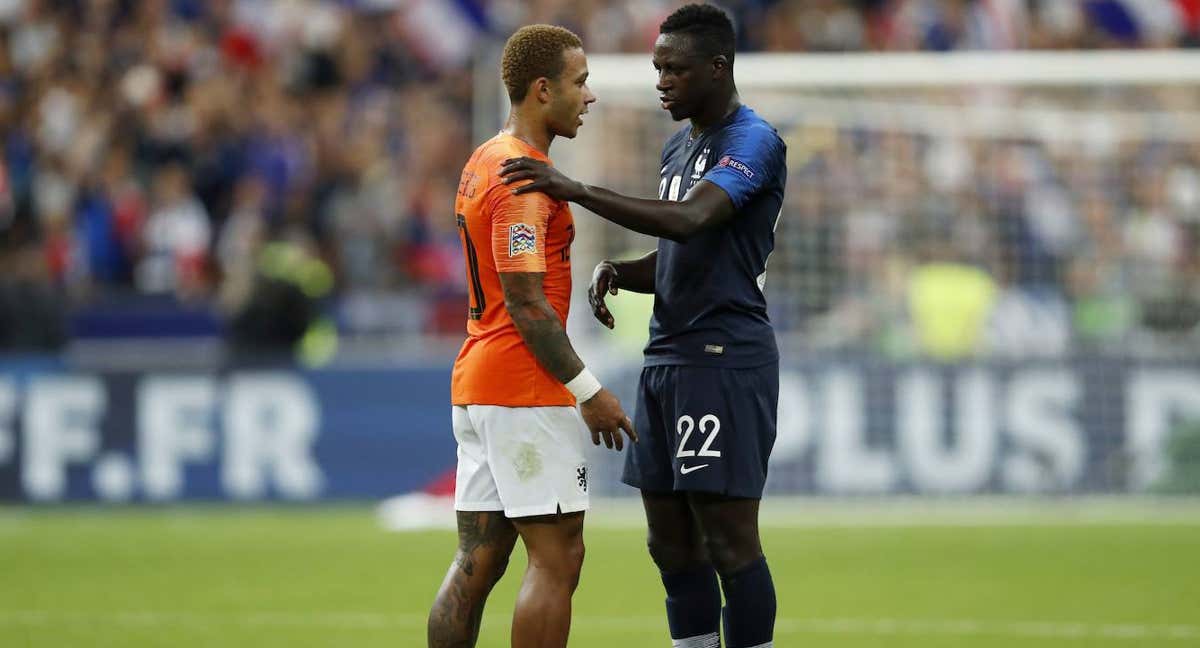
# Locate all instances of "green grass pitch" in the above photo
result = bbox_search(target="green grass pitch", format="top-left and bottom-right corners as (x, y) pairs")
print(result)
(2, 503), (1199, 647)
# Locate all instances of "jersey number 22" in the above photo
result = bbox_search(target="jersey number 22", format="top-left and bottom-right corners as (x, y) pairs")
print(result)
(676, 414), (722, 458)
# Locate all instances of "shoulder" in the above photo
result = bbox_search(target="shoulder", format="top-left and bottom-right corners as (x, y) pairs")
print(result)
(471, 136), (523, 172)
(466, 137), (529, 194)
(723, 108), (784, 150)
(462, 138), (498, 184)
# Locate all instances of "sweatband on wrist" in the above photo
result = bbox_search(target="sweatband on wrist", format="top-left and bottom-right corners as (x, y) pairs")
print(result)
(565, 368), (602, 402)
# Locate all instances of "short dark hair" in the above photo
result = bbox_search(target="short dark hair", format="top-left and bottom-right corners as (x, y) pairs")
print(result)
(659, 3), (736, 63)
(501, 25), (583, 103)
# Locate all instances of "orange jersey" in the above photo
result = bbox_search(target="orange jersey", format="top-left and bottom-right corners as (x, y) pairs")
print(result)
(451, 133), (577, 407)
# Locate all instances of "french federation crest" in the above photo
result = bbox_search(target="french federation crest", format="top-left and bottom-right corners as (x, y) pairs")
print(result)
(508, 223), (537, 257)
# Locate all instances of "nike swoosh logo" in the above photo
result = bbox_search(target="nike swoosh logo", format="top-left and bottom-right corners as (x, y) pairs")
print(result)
(680, 464), (710, 475)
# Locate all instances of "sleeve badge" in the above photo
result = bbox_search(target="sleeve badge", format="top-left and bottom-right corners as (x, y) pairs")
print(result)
(508, 223), (538, 257)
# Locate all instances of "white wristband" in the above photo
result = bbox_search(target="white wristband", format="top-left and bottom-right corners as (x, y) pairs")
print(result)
(565, 368), (602, 403)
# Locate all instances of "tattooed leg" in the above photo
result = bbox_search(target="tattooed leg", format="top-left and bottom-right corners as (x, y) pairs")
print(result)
(428, 511), (518, 648)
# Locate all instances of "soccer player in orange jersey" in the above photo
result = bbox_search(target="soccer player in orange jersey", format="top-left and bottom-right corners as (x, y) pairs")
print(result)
(426, 25), (637, 648)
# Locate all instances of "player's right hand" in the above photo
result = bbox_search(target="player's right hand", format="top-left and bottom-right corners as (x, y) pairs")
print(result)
(579, 387), (637, 451)
(588, 261), (619, 329)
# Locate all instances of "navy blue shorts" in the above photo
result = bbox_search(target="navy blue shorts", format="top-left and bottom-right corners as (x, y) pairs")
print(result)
(621, 363), (778, 498)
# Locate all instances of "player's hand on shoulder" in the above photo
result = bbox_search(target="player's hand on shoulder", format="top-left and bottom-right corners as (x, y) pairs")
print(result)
(499, 157), (583, 202)
(588, 261), (619, 329)
(579, 387), (637, 451)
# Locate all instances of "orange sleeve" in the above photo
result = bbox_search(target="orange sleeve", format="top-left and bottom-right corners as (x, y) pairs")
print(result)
(489, 185), (557, 273)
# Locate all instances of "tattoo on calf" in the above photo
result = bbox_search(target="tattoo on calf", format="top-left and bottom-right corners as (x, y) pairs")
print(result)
(428, 512), (514, 647)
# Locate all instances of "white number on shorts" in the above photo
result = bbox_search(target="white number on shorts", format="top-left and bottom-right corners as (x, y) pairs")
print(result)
(676, 415), (696, 457)
(675, 414), (722, 459)
(697, 414), (722, 457)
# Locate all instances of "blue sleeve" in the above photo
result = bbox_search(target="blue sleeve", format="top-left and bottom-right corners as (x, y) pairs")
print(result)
(702, 123), (785, 210)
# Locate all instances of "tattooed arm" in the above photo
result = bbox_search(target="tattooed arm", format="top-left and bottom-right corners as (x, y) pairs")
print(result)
(499, 271), (583, 382)
(499, 271), (637, 450)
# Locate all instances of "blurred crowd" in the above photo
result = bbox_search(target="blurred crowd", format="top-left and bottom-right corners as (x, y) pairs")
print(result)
(0, 0), (1198, 354)
(773, 96), (1200, 359)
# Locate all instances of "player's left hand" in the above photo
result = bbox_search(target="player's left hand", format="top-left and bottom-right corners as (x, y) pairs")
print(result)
(499, 157), (584, 202)
(579, 387), (638, 451)
(588, 261), (619, 329)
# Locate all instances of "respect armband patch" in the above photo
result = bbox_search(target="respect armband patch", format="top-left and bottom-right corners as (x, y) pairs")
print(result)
(717, 155), (755, 180)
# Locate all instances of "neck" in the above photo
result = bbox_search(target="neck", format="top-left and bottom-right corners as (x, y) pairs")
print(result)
(503, 106), (553, 155)
(689, 88), (740, 136)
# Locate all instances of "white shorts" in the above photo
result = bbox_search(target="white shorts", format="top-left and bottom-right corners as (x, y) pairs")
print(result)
(452, 405), (590, 518)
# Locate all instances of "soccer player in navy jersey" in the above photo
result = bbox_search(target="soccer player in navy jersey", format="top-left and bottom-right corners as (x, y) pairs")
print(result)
(499, 4), (786, 647)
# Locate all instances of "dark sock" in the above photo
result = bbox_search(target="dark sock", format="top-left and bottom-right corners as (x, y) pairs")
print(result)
(661, 563), (722, 646)
(720, 556), (776, 647)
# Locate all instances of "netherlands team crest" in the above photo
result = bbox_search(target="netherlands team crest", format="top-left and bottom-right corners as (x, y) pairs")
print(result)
(508, 223), (537, 257)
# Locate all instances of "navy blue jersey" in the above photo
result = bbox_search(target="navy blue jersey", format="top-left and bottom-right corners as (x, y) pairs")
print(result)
(645, 104), (787, 368)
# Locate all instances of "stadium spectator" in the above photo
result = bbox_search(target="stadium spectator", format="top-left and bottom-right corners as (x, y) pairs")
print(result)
(0, 0), (1197, 351)
(136, 162), (211, 300)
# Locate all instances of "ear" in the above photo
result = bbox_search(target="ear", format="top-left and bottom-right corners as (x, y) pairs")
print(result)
(533, 76), (553, 104)
(712, 55), (730, 80)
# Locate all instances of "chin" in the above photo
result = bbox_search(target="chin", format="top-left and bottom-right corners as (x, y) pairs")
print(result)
(668, 107), (689, 121)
